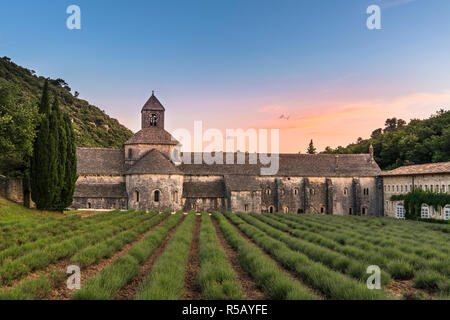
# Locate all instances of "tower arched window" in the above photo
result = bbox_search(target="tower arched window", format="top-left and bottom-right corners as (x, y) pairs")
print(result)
(150, 113), (158, 126)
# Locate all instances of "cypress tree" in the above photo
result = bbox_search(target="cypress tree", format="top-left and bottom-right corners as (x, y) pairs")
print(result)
(31, 80), (54, 209)
(31, 81), (78, 211)
(61, 113), (77, 208)
(50, 97), (64, 211)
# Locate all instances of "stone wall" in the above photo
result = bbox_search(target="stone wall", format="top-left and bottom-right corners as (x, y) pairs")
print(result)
(182, 197), (226, 213)
(72, 197), (127, 210)
(126, 173), (183, 211)
(383, 173), (450, 219)
(230, 191), (262, 213)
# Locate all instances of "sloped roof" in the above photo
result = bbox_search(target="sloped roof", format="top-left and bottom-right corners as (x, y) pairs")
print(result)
(382, 162), (450, 176)
(124, 127), (179, 145)
(125, 149), (182, 175)
(77, 148), (124, 175)
(74, 183), (127, 198)
(182, 180), (226, 198)
(141, 93), (165, 111)
(178, 153), (381, 177)
(225, 175), (260, 191)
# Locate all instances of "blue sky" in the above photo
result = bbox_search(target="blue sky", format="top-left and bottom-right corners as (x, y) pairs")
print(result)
(1, 0), (450, 152)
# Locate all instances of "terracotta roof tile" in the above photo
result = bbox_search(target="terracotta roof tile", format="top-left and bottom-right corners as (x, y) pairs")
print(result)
(124, 127), (179, 145)
(125, 149), (182, 175)
(76, 148), (124, 175)
(382, 162), (450, 176)
(74, 183), (127, 198)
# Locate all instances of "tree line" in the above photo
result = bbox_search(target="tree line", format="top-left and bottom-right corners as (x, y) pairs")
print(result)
(0, 78), (78, 211)
(320, 110), (450, 170)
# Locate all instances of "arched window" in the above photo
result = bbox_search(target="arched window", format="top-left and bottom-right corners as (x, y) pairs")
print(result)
(268, 206), (274, 213)
(344, 188), (348, 196)
(310, 188), (315, 195)
(396, 203), (405, 219)
(283, 207), (289, 214)
(173, 191), (178, 202)
(294, 188), (299, 195)
(128, 148), (133, 159)
(348, 207), (353, 215)
(297, 208), (304, 214)
(266, 188), (271, 195)
(320, 207), (325, 214)
(281, 189), (285, 196)
(154, 190), (160, 202)
(134, 190), (140, 202)
(444, 205), (450, 221)
(421, 204), (429, 219)
(362, 207), (367, 215)
(244, 204), (249, 212)
(87, 202), (91, 209)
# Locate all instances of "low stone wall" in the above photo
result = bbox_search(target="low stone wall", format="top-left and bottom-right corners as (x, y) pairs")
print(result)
(0, 176), (33, 207)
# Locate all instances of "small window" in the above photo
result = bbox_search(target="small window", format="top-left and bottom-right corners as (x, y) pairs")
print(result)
(310, 188), (315, 195)
(442, 185), (446, 193)
(294, 188), (299, 195)
(266, 188), (271, 195)
(297, 208), (304, 214)
(396, 203), (405, 219)
(436, 185), (439, 193)
(388, 185), (391, 192)
(173, 191), (178, 202)
(154, 190), (160, 202)
(244, 204), (249, 212)
(362, 207), (367, 215)
(348, 207), (353, 215)
(128, 149), (133, 159)
(281, 189), (285, 196)
(396, 185), (399, 192)
(134, 190), (140, 202)
(430, 185), (433, 192)
(425, 185), (428, 191)
(344, 188), (348, 196)
(87, 202), (91, 209)
(268, 206), (274, 213)
(421, 204), (429, 219)
(284, 207), (289, 214)
(320, 207), (325, 214)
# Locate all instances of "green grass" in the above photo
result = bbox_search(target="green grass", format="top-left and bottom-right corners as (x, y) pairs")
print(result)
(72, 213), (185, 300)
(224, 213), (390, 300)
(135, 214), (196, 300)
(213, 212), (319, 300)
(197, 214), (244, 300)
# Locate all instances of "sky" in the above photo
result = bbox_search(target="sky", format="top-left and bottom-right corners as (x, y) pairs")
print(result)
(1, 0), (450, 153)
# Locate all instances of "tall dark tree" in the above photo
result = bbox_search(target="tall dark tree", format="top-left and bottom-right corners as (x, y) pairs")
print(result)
(307, 139), (317, 154)
(61, 113), (77, 209)
(31, 80), (56, 209)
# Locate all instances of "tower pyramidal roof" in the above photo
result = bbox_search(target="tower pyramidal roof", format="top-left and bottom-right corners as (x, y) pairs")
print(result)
(141, 91), (165, 111)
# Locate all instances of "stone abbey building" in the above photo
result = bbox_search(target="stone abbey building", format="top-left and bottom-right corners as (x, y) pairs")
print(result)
(72, 93), (385, 216)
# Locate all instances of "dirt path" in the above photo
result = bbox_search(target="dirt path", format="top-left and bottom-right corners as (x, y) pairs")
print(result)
(211, 216), (267, 300)
(115, 215), (186, 300)
(385, 279), (432, 300)
(43, 214), (171, 300)
(183, 214), (202, 300)
(222, 214), (325, 299)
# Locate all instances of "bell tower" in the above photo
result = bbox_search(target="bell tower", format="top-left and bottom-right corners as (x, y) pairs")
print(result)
(141, 91), (165, 129)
